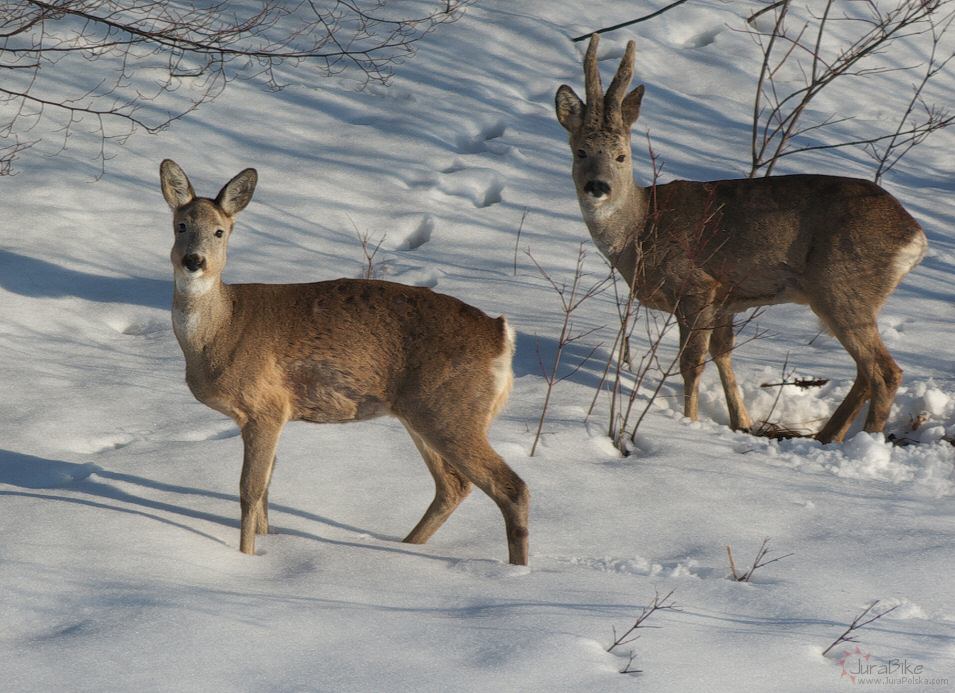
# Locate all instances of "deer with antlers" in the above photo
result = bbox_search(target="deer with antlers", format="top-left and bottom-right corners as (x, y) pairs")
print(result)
(159, 160), (528, 564)
(555, 35), (926, 443)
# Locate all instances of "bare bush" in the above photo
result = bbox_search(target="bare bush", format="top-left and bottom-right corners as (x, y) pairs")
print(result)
(746, 0), (954, 178)
(528, 246), (610, 456)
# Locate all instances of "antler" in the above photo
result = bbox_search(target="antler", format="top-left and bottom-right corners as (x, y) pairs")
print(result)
(583, 34), (604, 128)
(583, 34), (637, 127)
(605, 40), (636, 123)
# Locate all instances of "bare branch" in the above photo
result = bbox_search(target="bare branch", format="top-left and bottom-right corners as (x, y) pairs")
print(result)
(607, 589), (681, 653)
(570, 0), (693, 42)
(822, 601), (900, 657)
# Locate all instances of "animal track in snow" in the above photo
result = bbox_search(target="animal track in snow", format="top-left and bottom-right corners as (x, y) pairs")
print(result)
(171, 424), (241, 443)
(435, 168), (504, 208)
(570, 555), (716, 579)
(456, 120), (509, 155)
(70, 433), (137, 455)
(106, 317), (168, 337)
(402, 215), (434, 250)
(411, 120), (511, 209)
(684, 27), (721, 48)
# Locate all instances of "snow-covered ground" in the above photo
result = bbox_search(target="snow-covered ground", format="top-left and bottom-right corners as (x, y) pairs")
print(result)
(2, 1), (954, 690)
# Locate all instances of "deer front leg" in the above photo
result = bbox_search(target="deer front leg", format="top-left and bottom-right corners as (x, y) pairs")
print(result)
(677, 314), (714, 423)
(239, 420), (283, 554)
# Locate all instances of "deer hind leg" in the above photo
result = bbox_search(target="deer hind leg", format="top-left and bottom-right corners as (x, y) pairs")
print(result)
(815, 321), (901, 444)
(401, 426), (473, 545)
(238, 420), (284, 554)
(709, 316), (752, 433)
(411, 425), (529, 566)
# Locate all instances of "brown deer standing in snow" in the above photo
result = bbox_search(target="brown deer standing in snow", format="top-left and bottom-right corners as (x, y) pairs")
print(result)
(159, 159), (528, 564)
(555, 35), (927, 443)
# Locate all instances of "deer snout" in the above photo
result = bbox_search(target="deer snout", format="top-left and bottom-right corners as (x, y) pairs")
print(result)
(182, 254), (207, 273)
(583, 180), (611, 199)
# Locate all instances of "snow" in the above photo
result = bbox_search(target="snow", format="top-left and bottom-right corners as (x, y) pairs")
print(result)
(2, 1), (954, 690)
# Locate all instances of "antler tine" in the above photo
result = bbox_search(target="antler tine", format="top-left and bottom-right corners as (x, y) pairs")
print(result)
(605, 40), (636, 122)
(583, 34), (604, 127)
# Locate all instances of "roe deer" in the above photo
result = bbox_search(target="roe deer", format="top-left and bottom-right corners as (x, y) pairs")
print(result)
(555, 35), (927, 443)
(159, 159), (528, 564)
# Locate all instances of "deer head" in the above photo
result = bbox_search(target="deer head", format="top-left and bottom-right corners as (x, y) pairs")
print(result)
(555, 35), (645, 209)
(160, 159), (257, 297)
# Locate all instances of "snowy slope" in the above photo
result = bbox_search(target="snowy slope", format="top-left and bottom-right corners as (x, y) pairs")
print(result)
(2, 1), (954, 690)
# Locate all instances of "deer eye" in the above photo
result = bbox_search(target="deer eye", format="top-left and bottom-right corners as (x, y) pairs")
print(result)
(616, 154), (627, 162)
(177, 223), (186, 234)
(576, 149), (587, 159)
(214, 229), (224, 238)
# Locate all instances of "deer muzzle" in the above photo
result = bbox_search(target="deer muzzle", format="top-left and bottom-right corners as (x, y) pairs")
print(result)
(583, 180), (611, 200)
(182, 254), (207, 273)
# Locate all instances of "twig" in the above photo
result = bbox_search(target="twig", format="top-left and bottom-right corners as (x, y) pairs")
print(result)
(608, 589), (681, 652)
(822, 601), (900, 657)
(513, 208), (527, 276)
(760, 377), (829, 389)
(727, 538), (793, 582)
(619, 651), (643, 675)
(726, 545), (739, 581)
(349, 214), (386, 280)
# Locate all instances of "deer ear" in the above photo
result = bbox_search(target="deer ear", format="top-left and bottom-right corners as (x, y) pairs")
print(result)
(160, 159), (195, 210)
(621, 84), (645, 129)
(216, 168), (257, 217)
(555, 85), (585, 133)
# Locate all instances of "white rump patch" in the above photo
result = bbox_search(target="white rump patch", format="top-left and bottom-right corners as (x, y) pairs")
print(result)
(891, 232), (928, 289)
(489, 319), (516, 422)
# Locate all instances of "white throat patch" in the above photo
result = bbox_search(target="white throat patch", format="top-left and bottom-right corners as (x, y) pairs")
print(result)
(175, 272), (216, 297)
(580, 195), (623, 224)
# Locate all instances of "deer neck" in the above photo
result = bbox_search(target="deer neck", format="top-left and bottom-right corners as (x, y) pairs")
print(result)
(171, 274), (232, 354)
(578, 179), (646, 281)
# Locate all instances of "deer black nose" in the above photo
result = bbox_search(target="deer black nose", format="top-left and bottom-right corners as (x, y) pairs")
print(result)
(584, 180), (611, 198)
(182, 254), (206, 273)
